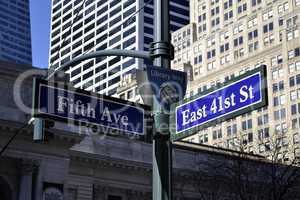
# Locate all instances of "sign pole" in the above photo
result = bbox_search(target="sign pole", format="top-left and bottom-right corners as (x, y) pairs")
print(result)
(152, 0), (172, 200)
(30, 1), (174, 199)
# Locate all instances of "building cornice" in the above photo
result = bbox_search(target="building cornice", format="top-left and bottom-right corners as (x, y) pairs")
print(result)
(69, 150), (152, 173)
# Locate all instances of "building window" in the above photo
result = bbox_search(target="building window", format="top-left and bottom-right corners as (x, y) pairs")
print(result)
(290, 89), (300, 101)
(274, 108), (286, 120)
(272, 81), (284, 93)
(289, 63), (295, 73)
(237, 3), (247, 14)
(278, 2), (289, 13)
(292, 118), (299, 129)
(251, 0), (262, 6)
(287, 15), (298, 28)
(289, 50), (295, 59)
(198, 13), (206, 22)
(263, 22), (274, 33)
(220, 31), (230, 41)
(227, 138), (238, 148)
(279, 18), (284, 26)
(207, 61), (216, 71)
(264, 34), (275, 46)
(291, 104), (297, 115)
(273, 95), (286, 106)
(257, 114), (268, 126)
(224, 10), (233, 21)
(234, 48), (244, 59)
(248, 41), (259, 53)
(248, 29), (258, 40)
(207, 37), (216, 47)
(224, 0), (233, 9)
(233, 24), (244, 34)
(263, 10), (274, 21)
(211, 6), (220, 16)
(220, 43), (229, 53)
(258, 127), (269, 140)
(271, 55), (283, 67)
(199, 134), (209, 143)
(198, 23), (207, 33)
(207, 49), (216, 59)
(242, 119), (252, 131)
(211, 17), (220, 27)
(248, 132), (253, 143)
(220, 54), (230, 65)
(289, 74), (300, 87)
(212, 129), (222, 140)
(248, 17), (258, 28)
(127, 90), (133, 99)
(287, 29), (300, 41)
(234, 36), (243, 46)
(275, 123), (287, 135)
(291, 103), (300, 115)
(227, 124), (237, 136)
(294, 133), (300, 144)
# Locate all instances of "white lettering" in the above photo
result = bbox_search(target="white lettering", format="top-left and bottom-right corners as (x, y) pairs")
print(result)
(86, 103), (96, 118)
(224, 96), (231, 109)
(240, 85), (254, 103)
(121, 116), (129, 126)
(75, 100), (82, 115)
(181, 105), (207, 126)
(113, 112), (121, 123)
(101, 107), (113, 122)
(230, 93), (236, 106)
(249, 85), (254, 99)
(182, 110), (190, 126)
(57, 96), (68, 112)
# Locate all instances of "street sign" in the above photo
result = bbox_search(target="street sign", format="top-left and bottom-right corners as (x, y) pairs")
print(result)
(32, 78), (150, 136)
(147, 65), (187, 107)
(137, 65), (187, 109)
(170, 65), (268, 141)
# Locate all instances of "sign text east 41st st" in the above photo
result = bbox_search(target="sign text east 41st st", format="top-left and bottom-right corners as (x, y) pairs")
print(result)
(170, 65), (268, 141)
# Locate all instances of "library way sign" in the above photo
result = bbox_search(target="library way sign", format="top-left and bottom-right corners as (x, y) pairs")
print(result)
(170, 65), (268, 141)
(32, 78), (150, 136)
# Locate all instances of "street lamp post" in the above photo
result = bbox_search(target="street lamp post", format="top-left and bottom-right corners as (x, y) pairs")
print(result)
(35, 1), (173, 200)
(152, 0), (173, 200)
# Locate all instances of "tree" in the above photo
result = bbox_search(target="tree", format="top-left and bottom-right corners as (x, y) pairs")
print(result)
(174, 137), (300, 200)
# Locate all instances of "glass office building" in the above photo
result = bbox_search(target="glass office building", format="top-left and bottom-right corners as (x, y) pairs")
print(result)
(0, 0), (32, 64)
(49, 0), (189, 96)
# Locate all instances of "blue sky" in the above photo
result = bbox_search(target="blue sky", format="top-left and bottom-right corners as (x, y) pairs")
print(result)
(30, 0), (51, 68)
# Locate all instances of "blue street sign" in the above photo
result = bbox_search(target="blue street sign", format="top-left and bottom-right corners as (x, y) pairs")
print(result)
(32, 79), (149, 136)
(170, 65), (268, 141)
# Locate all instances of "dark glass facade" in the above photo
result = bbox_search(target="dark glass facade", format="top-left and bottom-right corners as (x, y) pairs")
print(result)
(0, 0), (32, 64)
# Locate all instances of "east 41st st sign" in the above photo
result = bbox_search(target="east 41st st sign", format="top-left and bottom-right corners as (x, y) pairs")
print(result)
(170, 65), (268, 141)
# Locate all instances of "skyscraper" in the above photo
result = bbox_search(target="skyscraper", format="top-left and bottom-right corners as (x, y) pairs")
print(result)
(0, 0), (32, 64)
(171, 0), (300, 159)
(49, 0), (189, 96)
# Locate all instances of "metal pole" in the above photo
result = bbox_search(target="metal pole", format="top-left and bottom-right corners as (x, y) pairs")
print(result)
(152, 0), (172, 200)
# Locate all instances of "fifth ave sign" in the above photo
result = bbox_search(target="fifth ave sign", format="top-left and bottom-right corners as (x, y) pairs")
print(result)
(32, 78), (149, 136)
(170, 65), (268, 141)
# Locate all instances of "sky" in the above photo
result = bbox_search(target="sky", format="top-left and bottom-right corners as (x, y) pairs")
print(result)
(30, 0), (51, 68)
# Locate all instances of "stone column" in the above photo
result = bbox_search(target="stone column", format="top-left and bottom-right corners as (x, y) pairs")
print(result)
(93, 185), (108, 200)
(18, 160), (34, 200)
(33, 161), (42, 200)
